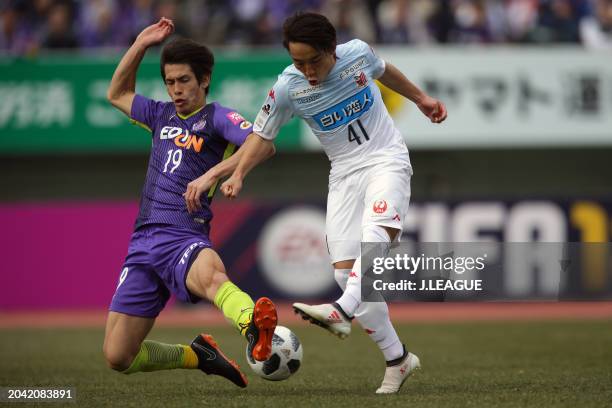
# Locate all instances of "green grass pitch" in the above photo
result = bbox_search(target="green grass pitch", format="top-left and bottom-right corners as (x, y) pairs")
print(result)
(1, 321), (611, 407)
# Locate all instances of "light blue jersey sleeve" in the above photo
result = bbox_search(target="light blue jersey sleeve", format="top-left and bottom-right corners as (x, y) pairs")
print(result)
(253, 75), (294, 141)
(352, 39), (386, 79)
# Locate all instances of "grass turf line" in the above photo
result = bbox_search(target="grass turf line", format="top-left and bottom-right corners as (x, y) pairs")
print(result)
(0, 321), (611, 407)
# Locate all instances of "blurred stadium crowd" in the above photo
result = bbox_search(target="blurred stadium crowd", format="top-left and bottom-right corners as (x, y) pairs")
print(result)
(1, 0), (611, 54)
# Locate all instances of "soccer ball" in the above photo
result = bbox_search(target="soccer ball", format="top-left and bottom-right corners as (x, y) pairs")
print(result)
(246, 326), (303, 381)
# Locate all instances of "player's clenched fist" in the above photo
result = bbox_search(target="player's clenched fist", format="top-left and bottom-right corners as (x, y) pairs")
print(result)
(416, 95), (447, 124)
(221, 176), (243, 199)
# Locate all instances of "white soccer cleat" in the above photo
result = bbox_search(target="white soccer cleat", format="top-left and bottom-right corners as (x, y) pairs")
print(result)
(292, 302), (351, 339)
(375, 351), (421, 394)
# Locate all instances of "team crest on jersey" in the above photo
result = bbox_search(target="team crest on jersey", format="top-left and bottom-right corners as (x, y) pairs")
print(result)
(268, 88), (276, 101)
(226, 111), (245, 125)
(192, 115), (207, 132)
(240, 120), (252, 129)
(354, 71), (367, 87)
(373, 200), (388, 214)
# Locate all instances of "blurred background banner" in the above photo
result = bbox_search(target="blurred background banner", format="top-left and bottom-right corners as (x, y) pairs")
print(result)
(2, 48), (611, 153)
(373, 47), (612, 148)
(2, 198), (611, 309)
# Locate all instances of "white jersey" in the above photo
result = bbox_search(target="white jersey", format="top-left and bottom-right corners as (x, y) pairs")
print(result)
(254, 39), (412, 182)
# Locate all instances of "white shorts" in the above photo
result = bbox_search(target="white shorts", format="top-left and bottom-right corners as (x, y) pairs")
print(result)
(325, 161), (412, 264)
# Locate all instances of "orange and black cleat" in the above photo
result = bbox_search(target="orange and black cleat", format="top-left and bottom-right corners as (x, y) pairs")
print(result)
(190, 334), (248, 388)
(245, 297), (278, 362)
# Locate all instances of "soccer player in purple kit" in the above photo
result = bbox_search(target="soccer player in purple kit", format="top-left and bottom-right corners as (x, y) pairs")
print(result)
(103, 17), (277, 388)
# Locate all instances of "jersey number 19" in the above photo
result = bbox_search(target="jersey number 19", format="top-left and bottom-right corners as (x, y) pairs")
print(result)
(163, 149), (183, 173)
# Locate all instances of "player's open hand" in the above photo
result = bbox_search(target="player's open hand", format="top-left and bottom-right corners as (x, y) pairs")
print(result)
(184, 174), (215, 214)
(221, 175), (243, 200)
(416, 95), (447, 124)
(135, 17), (174, 48)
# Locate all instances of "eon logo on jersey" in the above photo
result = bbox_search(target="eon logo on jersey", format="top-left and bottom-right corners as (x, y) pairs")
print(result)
(160, 126), (204, 153)
(313, 86), (374, 130)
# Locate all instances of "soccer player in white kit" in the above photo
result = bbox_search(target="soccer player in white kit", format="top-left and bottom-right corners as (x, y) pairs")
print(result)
(218, 12), (447, 394)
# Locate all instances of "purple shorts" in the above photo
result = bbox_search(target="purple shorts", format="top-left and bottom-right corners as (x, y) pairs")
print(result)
(109, 224), (211, 318)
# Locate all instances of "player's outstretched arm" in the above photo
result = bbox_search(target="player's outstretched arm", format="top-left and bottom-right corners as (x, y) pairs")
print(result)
(107, 17), (174, 116)
(378, 62), (447, 124)
(220, 134), (275, 199)
(184, 133), (275, 213)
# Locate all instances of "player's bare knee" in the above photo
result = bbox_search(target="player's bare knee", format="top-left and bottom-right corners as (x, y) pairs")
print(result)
(362, 224), (398, 242)
(334, 259), (355, 269)
(187, 249), (225, 285)
(198, 268), (229, 300)
(106, 357), (131, 372)
(383, 226), (400, 241)
(189, 265), (221, 289)
(209, 269), (228, 292)
(186, 263), (228, 301)
(186, 266), (211, 296)
(103, 343), (135, 372)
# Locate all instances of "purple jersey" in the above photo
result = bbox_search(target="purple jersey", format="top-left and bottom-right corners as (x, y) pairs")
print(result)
(130, 94), (252, 233)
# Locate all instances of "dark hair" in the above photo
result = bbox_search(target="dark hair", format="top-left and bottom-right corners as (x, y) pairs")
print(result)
(282, 12), (336, 53)
(160, 38), (214, 95)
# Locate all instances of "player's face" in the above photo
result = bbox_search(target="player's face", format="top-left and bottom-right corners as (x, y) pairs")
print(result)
(163, 63), (209, 115)
(288, 42), (336, 86)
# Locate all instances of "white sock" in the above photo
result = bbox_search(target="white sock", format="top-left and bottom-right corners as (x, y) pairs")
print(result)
(334, 268), (351, 289)
(379, 333), (405, 362)
(335, 257), (361, 316)
(336, 224), (392, 316)
(356, 301), (404, 361)
(335, 268), (404, 361)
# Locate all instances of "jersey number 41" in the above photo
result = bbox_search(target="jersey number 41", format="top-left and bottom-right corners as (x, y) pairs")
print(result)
(347, 119), (370, 145)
